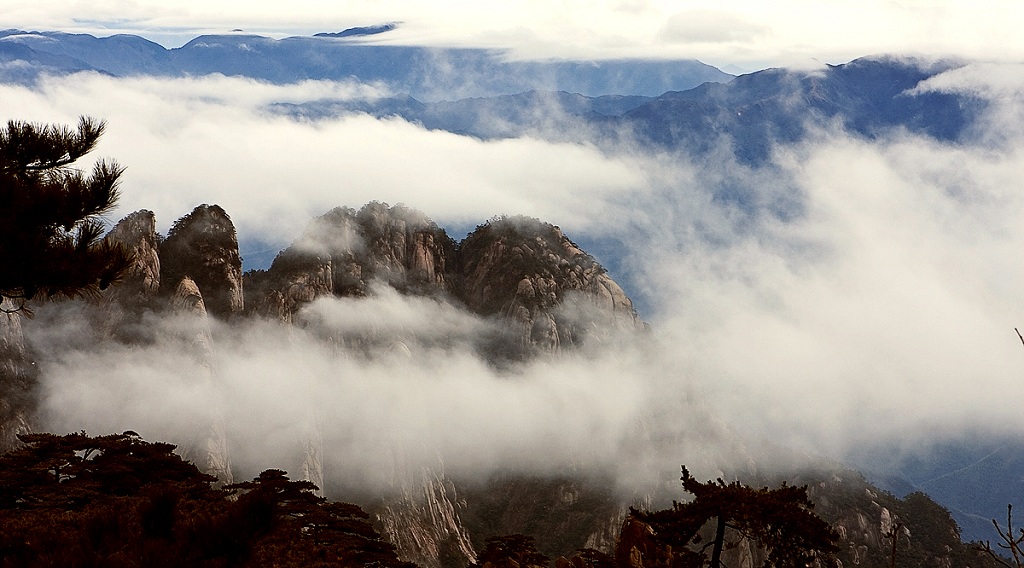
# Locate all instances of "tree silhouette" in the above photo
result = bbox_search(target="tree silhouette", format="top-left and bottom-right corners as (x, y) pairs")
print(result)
(0, 116), (131, 310)
(470, 534), (551, 568)
(628, 466), (839, 568)
(0, 431), (415, 567)
(979, 505), (1024, 568)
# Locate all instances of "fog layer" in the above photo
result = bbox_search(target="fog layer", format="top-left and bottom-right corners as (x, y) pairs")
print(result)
(6, 63), (1024, 491)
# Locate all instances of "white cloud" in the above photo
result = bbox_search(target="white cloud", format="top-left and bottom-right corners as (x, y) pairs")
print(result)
(0, 72), (649, 253)
(636, 124), (1024, 458)
(31, 291), (722, 493)
(10, 55), (1024, 496)
(659, 9), (769, 44)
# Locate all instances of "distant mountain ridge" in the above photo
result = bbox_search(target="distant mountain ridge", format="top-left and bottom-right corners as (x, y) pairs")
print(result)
(269, 55), (983, 173)
(1, 29), (981, 168)
(0, 28), (732, 99)
(315, 23), (399, 38)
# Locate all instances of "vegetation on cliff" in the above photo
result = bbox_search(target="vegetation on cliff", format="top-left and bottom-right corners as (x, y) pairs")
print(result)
(625, 466), (839, 568)
(0, 431), (413, 567)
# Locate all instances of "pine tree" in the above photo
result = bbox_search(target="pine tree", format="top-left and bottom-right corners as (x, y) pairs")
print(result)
(0, 116), (131, 310)
(630, 466), (839, 568)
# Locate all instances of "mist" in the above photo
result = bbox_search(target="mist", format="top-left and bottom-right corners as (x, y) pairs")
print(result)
(29, 288), (721, 495)
(0, 72), (647, 251)
(8, 61), (1024, 495)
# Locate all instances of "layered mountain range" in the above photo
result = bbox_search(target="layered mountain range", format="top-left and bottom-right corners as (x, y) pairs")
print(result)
(0, 27), (730, 99)
(0, 201), (1000, 567)
(278, 56), (983, 167)
(0, 28), (983, 169)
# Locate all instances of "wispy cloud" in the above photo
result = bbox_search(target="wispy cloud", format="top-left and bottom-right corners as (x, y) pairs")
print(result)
(0, 72), (649, 250)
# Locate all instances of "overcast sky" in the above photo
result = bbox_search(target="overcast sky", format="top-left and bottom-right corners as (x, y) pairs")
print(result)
(5, 0), (1024, 71)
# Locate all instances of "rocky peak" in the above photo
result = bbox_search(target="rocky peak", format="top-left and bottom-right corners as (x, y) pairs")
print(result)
(247, 206), (643, 356)
(172, 276), (210, 320)
(248, 202), (456, 321)
(457, 216), (642, 352)
(355, 202), (456, 294)
(104, 209), (161, 300)
(161, 204), (244, 319)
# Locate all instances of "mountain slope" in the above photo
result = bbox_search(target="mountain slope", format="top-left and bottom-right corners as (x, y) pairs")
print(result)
(271, 56), (983, 168)
(609, 56), (981, 163)
(0, 28), (731, 98)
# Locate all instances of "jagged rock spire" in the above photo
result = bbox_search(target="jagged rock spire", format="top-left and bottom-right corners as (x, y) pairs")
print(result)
(161, 204), (244, 319)
(105, 209), (161, 297)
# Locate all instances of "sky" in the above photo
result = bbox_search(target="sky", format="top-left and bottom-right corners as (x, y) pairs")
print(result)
(4, 0), (1024, 71)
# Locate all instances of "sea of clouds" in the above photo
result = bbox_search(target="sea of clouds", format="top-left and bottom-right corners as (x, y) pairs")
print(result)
(4, 63), (1024, 496)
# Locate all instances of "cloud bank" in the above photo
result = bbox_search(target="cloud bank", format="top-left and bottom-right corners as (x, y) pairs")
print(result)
(0, 72), (647, 255)
(8, 61), (1024, 496)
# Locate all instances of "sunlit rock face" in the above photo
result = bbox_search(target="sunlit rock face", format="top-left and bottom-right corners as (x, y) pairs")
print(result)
(376, 467), (478, 568)
(168, 276), (232, 486)
(456, 216), (643, 353)
(91, 209), (165, 342)
(247, 202), (457, 322)
(105, 209), (161, 298)
(0, 300), (34, 451)
(160, 204), (244, 319)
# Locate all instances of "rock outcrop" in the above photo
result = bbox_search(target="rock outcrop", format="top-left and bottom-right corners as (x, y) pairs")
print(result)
(248, 203), (457, 322)
(377, 468), (478, 568)
(92, 210), (165, 342)
(161, 204), (244, 319)
(250, 207), (641, 358)
(168, 276), (232, 485)
(0, 300), (34, 451)
(457, 216), (642, 353)
(105, 209), (161, 298)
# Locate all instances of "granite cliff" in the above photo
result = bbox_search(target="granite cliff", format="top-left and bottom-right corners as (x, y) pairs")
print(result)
(160, 204), (244, 319)
(457, 216), (643, 354)
(247, 204), (642, 359)
(246, 203), (456, 322)
(0, 299), (34, 449)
